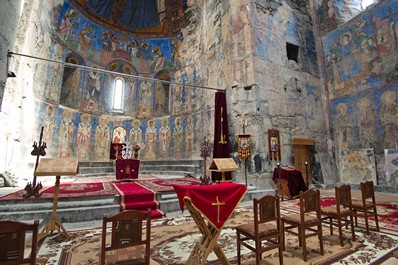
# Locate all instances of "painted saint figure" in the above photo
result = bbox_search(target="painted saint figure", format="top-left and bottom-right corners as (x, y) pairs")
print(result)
(84, 67), (102, 112)
(173, 117), (183, 158)
(138, 81), (152, 118)
(335, 103), (355, 150)
(356, 98), (377, 148)
(380, 91), (398, 148)
(129, 119), (143, 148)
(185, 116), (194, 156)
(95, 117), (110, 160)
(145, 119), (157, 160)
(77, 114), (92, 160)
(42, 105), (56, 156)
(159, 118), (171, 158)
(58, 110), (75, 158)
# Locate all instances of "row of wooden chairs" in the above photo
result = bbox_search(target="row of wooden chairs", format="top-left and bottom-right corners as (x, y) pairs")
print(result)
(236, 180), (380, 265)
(0, 181), (379, 265)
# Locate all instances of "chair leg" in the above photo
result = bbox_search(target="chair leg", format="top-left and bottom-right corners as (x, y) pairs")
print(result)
(353, 210), (358, 226)
(298, 227), (302, 247)
(278, 244), (284, 265)
(374, 207), (380, 232)
(281, 221), (286, 251)
(318, 223), (324, 255)
(329, 217), (333, 235)
(350, 215), (356, 242)
(363, 209), (370, 234)
(301, 226), (307, 262)
(337, 218), (343, 246)
(237, 232), (241, 265)
(255, 239), (261, 265)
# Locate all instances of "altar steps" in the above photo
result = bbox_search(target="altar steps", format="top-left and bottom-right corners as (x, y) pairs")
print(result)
(0, 191), (119, 223)
(76, 160), (203, 179)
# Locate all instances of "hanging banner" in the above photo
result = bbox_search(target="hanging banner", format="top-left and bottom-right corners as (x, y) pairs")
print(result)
(237, 134), (251, 160)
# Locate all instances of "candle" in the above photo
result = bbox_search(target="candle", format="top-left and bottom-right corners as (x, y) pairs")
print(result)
(277, 162), (280, 166)
(305, 161), (308, 165)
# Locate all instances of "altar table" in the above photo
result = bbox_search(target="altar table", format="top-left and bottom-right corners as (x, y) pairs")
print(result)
(272, 166), (307, 198)
(173, 183), (247, 265)
(115, 159), (140, 180)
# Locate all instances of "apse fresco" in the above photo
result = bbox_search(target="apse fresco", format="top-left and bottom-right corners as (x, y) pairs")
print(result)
(323, 1), (398, 99)
(331, 85), (398, 154)
(338, 148), (377, 185)
(49, 1), (182, 72)
(35, 101), (210, 161)
(316, 0), (339, 36)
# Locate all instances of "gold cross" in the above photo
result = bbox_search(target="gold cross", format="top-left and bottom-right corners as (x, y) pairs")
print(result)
(212, 196), (226, 222)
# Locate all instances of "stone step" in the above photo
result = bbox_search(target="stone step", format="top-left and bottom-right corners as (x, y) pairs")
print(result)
(78, 166), (114, 174)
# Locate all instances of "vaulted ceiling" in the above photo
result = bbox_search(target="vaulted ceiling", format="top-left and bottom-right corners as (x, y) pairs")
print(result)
(70, 0), (187, 37)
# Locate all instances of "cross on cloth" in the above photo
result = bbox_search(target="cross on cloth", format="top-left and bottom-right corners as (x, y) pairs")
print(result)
(212, 196), (225, 222)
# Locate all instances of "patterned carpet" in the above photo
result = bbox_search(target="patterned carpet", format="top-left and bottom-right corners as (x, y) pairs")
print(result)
(36, 201), (398, 265)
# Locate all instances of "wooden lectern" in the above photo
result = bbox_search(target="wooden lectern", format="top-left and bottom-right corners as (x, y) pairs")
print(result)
(34, 158), (79, 242)
(208, 158), (239, 182)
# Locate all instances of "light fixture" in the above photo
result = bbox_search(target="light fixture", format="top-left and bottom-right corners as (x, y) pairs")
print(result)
(7, 71), (16, 78)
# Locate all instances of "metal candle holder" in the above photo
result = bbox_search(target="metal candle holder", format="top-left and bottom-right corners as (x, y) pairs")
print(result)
(24, 126), (46, 198)
(305, 161), (309, 189)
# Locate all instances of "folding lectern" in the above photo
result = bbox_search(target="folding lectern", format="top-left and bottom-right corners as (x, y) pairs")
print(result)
(208, 158), (239, 182)
(34, 158), (79, 242)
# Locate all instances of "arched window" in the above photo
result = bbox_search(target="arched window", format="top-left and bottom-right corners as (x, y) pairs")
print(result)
(113, 78), (124, 110)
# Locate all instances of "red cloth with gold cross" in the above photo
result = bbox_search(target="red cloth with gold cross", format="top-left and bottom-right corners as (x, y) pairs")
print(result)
(173, 182), (247, 229)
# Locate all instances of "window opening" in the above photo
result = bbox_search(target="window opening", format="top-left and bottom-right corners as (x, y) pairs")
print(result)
(113, 78), (124, 110)
(286, 43), (299, 63)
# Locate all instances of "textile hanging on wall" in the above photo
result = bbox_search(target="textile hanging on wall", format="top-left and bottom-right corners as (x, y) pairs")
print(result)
(212, 91), (231, 182)
(237, 134), (251, 160)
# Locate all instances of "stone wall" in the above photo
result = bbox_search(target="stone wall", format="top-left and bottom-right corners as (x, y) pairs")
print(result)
(321, 0), (398, 188)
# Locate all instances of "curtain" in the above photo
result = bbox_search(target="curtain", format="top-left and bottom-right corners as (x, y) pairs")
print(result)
(212, 91), (232, 182)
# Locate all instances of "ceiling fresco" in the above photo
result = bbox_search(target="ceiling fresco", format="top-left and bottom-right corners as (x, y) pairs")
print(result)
(69, 0), (187, 37)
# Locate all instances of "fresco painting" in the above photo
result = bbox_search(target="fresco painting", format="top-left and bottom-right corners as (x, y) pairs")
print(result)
(338, 148), (377, 185)
(385, 149), (398, 186)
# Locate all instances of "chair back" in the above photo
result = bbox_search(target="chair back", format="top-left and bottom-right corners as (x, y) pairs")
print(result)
(101, 209), (151, 265)
(300, 189), (321, 214)
(0, 220), (39, 265)
(361, 181), (375, 201)
(255, 195), (280, 224)
(336, 184), (352, 208)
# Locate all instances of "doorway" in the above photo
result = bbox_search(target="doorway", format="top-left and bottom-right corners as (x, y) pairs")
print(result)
(292, 138), (314, 185)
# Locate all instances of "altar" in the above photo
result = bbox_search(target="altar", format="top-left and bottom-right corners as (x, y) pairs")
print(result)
(115, 159), (140, 180)
(272, 166), (307, 199)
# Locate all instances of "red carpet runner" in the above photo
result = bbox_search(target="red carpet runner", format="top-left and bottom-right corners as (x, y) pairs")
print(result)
(112, 182), (165, 219)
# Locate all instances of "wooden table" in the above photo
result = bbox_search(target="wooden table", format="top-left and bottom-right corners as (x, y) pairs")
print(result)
(173, 183), (247, 265)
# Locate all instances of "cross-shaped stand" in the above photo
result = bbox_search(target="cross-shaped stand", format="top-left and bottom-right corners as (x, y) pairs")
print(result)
(184, 197), (231, 265)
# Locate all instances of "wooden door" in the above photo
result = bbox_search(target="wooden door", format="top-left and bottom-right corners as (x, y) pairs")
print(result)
(293, 138), (314, 185)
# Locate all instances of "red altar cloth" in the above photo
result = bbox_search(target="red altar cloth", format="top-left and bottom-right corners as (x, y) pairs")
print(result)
(173, 183), (247, 230)
(272, 166), (308, 198)
(116, 159), (140, 180)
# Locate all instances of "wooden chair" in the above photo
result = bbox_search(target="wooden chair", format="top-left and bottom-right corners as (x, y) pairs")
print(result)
(351, 181), (379, 234)
(281, 189), (324, 262)
(321, 184), (356, 246)
(236, 195), (283, 265)
(100, 209), (151, 265)
(0, 220), (39, 265)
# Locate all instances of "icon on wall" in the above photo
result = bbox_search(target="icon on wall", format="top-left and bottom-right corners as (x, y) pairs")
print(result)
(268, 129), (281, 161)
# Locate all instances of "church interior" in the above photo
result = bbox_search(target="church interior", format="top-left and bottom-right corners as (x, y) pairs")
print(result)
(0, 0), (398, 264)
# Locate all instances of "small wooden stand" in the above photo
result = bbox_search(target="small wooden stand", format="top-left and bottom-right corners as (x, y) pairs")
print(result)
(34, 158), (79, 242)
(208, 158), (239, 182)
(184, 198), (231, 265)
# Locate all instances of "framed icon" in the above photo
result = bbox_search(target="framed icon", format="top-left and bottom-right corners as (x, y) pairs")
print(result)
(268, 129), (281, 161)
